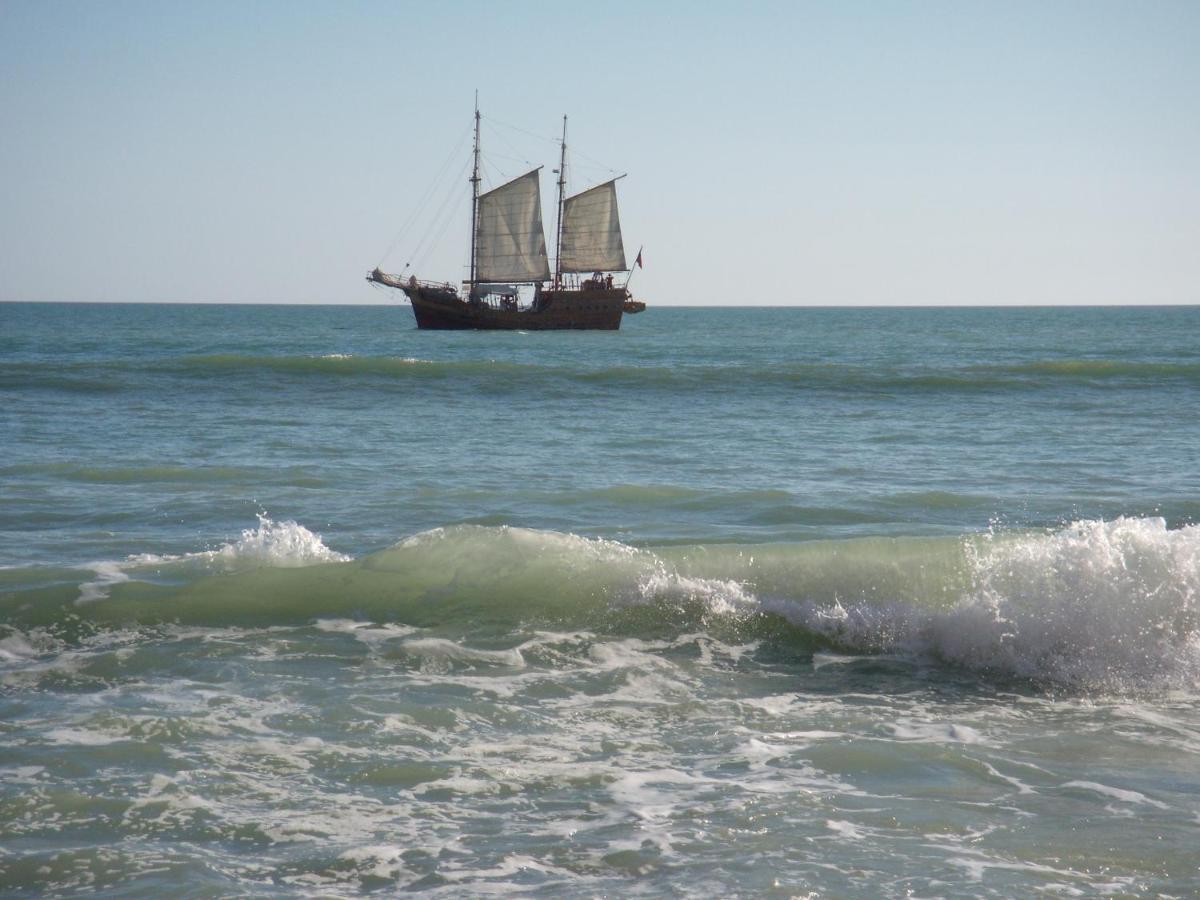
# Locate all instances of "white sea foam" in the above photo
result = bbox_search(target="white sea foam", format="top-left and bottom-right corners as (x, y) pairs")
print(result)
(44, 726), (124, 746)
(208, 514), (351, 567)
(812, 652), (875, 670)
(1061, 780), (1170, 809)
(0, 633), (42, 663)
(825, 819), (867, 840)
(74, 514), (350, 604)
(773, 518), (1200, 690)
(943, 517), (1200, 686)
(399, 637), (525, 668)
(977, 760), (1038, 795)
(76, 560), (131, 604)
(313, 618), (419, 649)
(0, 765), (45, 782)
(890, 721), (990, 745)
(635, 569), (758, 615)
(607, 767), (706, 822)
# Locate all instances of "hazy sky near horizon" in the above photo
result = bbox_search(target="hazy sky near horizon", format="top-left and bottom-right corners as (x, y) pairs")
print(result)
(1, 1), (1198, 306)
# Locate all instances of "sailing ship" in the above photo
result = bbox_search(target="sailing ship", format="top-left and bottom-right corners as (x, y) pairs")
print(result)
(368, 102), (645, 330)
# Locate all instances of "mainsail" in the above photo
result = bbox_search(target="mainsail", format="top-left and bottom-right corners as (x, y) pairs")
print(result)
(558, 180), (626, 273)
(474, 169), (552, 283)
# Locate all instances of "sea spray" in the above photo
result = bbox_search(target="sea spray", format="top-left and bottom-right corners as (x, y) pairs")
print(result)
(774, 517), (1200, 689)
(73, 515), (350, 606)
(208, 514), (352, 568)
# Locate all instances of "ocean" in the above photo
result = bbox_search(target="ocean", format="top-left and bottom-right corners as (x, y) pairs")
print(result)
(1, 301), (1198, 896)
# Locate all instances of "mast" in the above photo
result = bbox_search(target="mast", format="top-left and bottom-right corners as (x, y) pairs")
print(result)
(469, 91), (481, 287)
(553, 115), (567, 289)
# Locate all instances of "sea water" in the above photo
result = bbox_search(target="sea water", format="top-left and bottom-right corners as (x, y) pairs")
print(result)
(1, 302), (1198, 896)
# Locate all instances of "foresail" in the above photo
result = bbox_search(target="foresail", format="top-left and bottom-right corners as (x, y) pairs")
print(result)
(475, 169), (552, 283)
(558, 180), (626, 273)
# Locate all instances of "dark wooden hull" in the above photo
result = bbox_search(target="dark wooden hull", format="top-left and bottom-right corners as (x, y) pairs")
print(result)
(406, 287), (626, 330)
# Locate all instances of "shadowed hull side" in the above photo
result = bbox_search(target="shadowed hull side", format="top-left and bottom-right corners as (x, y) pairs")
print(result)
(406, 287), (626, 330)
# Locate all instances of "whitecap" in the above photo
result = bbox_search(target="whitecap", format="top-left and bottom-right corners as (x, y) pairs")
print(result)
(890, 721), (989, 745)
(768, 517), (1200, 691)
(825, 819), (866, 840)
(73, 514), (351, 604)
(399, 637), (525, 668)
(1061, 780), (1169, 809)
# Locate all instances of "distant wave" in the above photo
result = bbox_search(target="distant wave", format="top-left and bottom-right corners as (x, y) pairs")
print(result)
(167, 354), (1200, 391)
(5, 355), (1199, 395)
(175, 353), (447, 377)
(0, 462), (328, 488)
(1002, 359), (1200, 379)
(3, 517), (1197, 692)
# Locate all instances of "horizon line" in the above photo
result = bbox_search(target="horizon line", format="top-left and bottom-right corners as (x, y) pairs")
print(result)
(3, 299), (1198, 309)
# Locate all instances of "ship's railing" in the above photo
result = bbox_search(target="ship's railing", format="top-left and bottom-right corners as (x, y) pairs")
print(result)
(366, 269), (458, 294)
(471, 293), (528, 312)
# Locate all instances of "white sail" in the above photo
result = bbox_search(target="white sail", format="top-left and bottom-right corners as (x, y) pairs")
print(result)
(474, 169), (552, 283)
(558, 180), (626, 273)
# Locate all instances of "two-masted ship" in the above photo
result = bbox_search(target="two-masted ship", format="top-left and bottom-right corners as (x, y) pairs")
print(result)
(368, 103), (645, 330)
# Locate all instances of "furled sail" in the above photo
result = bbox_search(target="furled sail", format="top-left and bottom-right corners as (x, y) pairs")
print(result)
(474, 169), (552, 283)
(558, 180), (626, 273)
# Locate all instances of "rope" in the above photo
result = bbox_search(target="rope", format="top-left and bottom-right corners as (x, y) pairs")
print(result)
(481, 114), (559, 145)
(412, 181), (470, 275)
(482, 121), (534, 166)
(376, 123), (472, 268)
(478, 149), (537, 167)
(570, 146), (620, 176)
(405, 159), (470, 272)
(480, 156), (509, 187)
(485, 115), (621, 198)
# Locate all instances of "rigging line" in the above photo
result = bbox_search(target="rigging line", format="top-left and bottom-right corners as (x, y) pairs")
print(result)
(407, 159), (469, 268)
(410, 180), (469, 274)
(376, 123), (473, 267)
(481, 156), (509, 186)
(478, 155), (495, 193)
(404, 169), (463, 271)
(481, 114), (560, 145)
(406, 159), (470, 270)
(414, 181), (471, 275)
(481, 121), (536, 168)
(378, 123), (471, 264)
(568, 146), (620, 175)
(487, 115), (617, 174)
(570, 159), (622, 178)
(479, 149), (539, 166)
(397, 124), (471, 244)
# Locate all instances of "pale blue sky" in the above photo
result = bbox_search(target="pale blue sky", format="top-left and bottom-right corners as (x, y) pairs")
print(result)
(1, 0), (1197, 305)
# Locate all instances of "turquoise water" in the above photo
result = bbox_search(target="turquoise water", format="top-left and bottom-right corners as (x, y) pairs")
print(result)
(2, 302), (1199, 895)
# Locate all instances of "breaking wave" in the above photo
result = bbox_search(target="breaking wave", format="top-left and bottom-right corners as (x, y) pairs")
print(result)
(73, 515), (350, 604)
(2, 517), (1197, 691)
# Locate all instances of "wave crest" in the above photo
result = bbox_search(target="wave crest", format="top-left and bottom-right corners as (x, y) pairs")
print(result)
(75, 515), (349, 604)
(780, 518), (1200, 690)
(210, 514), (351, 568)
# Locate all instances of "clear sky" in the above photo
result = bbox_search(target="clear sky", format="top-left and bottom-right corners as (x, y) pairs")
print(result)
(1, 0), (1198, 305)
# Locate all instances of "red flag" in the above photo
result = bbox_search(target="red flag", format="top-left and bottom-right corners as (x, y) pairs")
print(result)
(635, 249), (643, 268)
